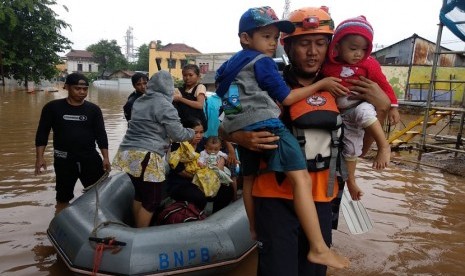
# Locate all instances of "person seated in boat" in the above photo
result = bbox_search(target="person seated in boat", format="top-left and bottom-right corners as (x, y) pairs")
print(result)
(166, 119), (235, 214)
(198, 136), (235, 184)
(201, 87), (240, 200)
(168, 139), (232, 199)
(112, 71), (195, 228)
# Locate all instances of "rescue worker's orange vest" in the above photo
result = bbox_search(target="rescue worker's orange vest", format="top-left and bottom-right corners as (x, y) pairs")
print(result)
(252, 90), (345, 202)
(289, 91), (340, 130)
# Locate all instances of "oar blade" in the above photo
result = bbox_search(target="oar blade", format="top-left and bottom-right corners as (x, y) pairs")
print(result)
(341, 187), (374, 234)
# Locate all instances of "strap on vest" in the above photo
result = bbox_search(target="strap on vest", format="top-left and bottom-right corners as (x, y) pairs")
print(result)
(256, 124), (348, 196)
(335, 128), (348, 184)
(293, 126), (307, 168)
(293, 126), (346, 198)
(328, 129), (342, 197)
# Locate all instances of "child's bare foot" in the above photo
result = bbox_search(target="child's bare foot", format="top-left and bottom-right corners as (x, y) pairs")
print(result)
(347, 180), (364, 201)
(373, 145), (390, 170)
(308, 248), (350, 269)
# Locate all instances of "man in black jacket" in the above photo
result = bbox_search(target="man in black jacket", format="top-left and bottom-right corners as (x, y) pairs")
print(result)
(35, 73), (111, 210)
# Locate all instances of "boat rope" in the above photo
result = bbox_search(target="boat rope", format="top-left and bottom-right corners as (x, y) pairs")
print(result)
(91, 237), (124, 276)
(90, 221), (129, 239)
(83, 170), (110, 192)
(88, 170), (130, 238)
(92, 171), (110, 228)
(86, 171), (129, 274)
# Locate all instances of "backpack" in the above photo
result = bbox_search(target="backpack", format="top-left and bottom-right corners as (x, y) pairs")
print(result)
(157, 201), (207, 225)
(203, 93), (222, 138)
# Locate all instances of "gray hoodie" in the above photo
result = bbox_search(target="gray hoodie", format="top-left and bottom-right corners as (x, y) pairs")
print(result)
(118, 71), (194, 155)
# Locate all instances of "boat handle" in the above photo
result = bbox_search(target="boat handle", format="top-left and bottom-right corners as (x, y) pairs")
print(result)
(89, 237), (127, 246)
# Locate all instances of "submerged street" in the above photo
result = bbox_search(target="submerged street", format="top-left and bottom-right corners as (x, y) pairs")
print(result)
(0, 83), (464, 275)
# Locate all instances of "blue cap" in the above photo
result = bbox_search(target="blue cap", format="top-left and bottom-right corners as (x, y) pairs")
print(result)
(239, 6), (295, 35)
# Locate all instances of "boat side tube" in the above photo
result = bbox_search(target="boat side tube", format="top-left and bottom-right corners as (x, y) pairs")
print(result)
(47, 172), (256, 275)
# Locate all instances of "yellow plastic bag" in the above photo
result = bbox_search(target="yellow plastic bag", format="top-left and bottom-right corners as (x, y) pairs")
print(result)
(192, 167), (221, 197)
(168, 142), (199, 170)
(169, 141), (226, 197)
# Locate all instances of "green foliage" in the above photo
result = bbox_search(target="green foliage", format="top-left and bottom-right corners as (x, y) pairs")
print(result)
(154, 40), (164, 50)
(86, 40), (128, 76)
(127, 43), (149, 72)
(0, 0), (72, 86)
(0, 0), (34, 31)
(85, 72), (101, 83)
(134, 44), (149, 71)
(174, 77), (183, 88)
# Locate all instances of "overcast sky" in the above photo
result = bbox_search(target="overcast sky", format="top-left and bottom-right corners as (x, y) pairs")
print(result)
(53, 0), (464, 56)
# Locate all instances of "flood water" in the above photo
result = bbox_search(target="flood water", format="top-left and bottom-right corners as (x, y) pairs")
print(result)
(1, 81), (464, 276)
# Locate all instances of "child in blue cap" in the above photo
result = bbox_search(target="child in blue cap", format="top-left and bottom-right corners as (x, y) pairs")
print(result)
(216, 6), (349, 269)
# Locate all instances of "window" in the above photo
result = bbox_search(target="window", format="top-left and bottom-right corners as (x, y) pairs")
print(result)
(156, 58), (162, 69)
(385, 57), (396, 65)
(167, 58), (177, 69)
(180, 59), (188, 69)
(88, 64), (92, 72)
(77, 63), (83, 72)
(199, 63), (209, 74)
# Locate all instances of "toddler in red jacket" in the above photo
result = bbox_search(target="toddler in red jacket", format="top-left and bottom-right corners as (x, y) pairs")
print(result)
(322, 15), (400, 200)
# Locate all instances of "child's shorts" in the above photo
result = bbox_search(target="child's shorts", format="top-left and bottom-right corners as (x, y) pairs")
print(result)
(341, 101), (377, 158)
(238, 127), (307, 176)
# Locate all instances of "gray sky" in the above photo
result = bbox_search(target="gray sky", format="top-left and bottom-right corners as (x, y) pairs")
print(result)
(53, 0), (464, 55)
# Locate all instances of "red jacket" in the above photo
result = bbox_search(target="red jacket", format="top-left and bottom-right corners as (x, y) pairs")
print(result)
(322, 56), (398, 107)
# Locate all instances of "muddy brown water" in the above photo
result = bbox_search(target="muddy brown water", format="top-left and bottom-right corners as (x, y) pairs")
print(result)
(1, 82), (464, 276)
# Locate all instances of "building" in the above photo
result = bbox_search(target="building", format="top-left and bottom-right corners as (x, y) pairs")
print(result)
(185, 52), (234, 91)
(64, 50), (99, 74)
(372, 34), (465, 103)
(148, 42), (201, 80)
(145, 34), (465, 103)
(372, 33), (465, 66)
(188, 53), (235, 74)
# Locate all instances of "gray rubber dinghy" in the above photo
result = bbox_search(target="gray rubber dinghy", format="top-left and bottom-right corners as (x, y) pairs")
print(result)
(47, 172), (256, 275)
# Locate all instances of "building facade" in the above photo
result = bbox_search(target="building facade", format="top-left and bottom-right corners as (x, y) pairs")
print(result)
(372, 34), (465, 103)
(184, 52), (234, 91)
(148, 42), (201, 80)
(64, 50), (99, 74)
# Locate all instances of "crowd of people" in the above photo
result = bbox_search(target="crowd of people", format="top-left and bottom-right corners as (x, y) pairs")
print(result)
(34, 4), (398, 275)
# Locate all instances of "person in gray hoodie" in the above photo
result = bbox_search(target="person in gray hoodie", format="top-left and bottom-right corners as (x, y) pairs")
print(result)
(113, 70), (195, 228)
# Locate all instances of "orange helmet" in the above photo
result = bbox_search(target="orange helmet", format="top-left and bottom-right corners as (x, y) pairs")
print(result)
(281, 6), (334, 42)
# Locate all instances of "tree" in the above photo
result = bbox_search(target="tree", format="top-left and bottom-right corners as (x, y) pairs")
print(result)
(154, 40), (164, 50)
(86, 40), (128, 77)
(128, 42), (163, 72)
(0, 0), (72, 87)
(133, 43), (149, 72)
